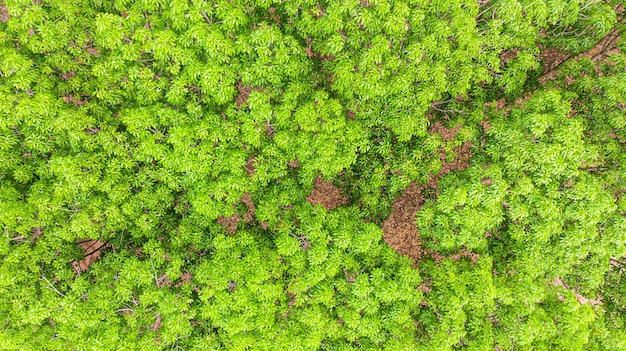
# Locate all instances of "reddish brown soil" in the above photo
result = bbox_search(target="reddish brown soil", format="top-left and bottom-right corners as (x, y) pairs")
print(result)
(268, 7), (281, 25)
(241, 192), (255, 222)
(63, 94), (87, 106)
(84, 127), (100, 135)
(438, 141), (472, 177)
(217, 193), (256, 233)
(265, 120), (275, 138)
(236, 83), (253, 107)
(60, 71), (76, 80)
(151, 314), (162, 331)
(0, 3), (8, 23)
(478, 120), (491, 133)
(217, 213), (240, 234)
(288, 291), (296, 307)
(71, 239), (107, 273)
(500, 48), (520, 64)
(245, 155), (256, 176)
(287, 158), (300, 168)
(578, 29), (622, 62)
(429, 121), (461, 141)
(156, 274), (171, 288)
(306, 176), (348, 211)
(430, 248), (480, 264)
(382, 142), (475, 262)
(513, 92), (532, 106)
(175, 270), (193, 288)
(382, 183), (426, 260)
(235, 82), (263, 107)
(540, 47), (569, 73)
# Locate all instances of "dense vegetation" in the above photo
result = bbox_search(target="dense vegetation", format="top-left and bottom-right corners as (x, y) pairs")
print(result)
(1, 0), (625, 349)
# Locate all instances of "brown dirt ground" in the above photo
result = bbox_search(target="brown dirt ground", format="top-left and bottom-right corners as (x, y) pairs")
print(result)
(382, 183), (426, 260)
(0, 3), (8, 23)
(265, 120), (275, 138)
(306, 176), (348, 211)
(540, 47), (569, 73)
(217, 193), (256, 233)
(500, 48), (520, 64)
(156, 274), (171, 288)
(60, 71), (76, 80)
(241, 192), (255, 222)
(479, 120), (491, 133)
(287, 158), (299, 168)
(429, 121), (461, 142)
(268, 7), (281, 25)
(85, 47), (100, 57)
(151, 314), (162, 331)
(382, 142), (475, 262)
(235, 82), (263, 107)
(217, 213), (241, 234)
(71, 239), (107, 273)
(438, 141), (472, 178)
(236, 83), (253, 107)
(63, 94), (87, 106)
(175, 270), (193, 288)
(245, 155), (256, 176)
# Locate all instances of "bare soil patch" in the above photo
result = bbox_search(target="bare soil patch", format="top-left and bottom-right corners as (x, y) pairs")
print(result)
(245, 155), (256, 176)
(236, 83), (253, 107)
(500, 48), (520, 64)
(235, 82), (262, 107)
(382, 183), (426, 260)
(217, 213), (241, 234)
(540, 47), (569, 72)
(438, 141), (472, 177)
(0, 3), (9, 23)
(241, 192), (255, 222)
(306, 176), (348, 211)
(287, 158), (299, 168)
(32, 227), (43, 240)
(217, 193), (256, 233)
(175, 270), (193, 288)
(265, 120), (275, 138)
(578, 29), (622, 63)
(63, 94), (88, 106)
(85, 47), (100, 57)
(429, 121), (461, 142)
(60, 71), (76, 80)
(382, 142), (475, 262)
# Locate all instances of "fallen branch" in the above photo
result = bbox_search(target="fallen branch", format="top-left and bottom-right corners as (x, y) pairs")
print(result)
(539, 28), (623, 84)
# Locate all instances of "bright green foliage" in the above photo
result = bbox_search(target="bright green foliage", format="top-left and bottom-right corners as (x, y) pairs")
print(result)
(1, 0), (625, 349)
(417, 64), (626, 350)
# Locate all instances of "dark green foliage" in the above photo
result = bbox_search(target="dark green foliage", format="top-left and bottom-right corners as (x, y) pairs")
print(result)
(1, 0), (625, 349)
